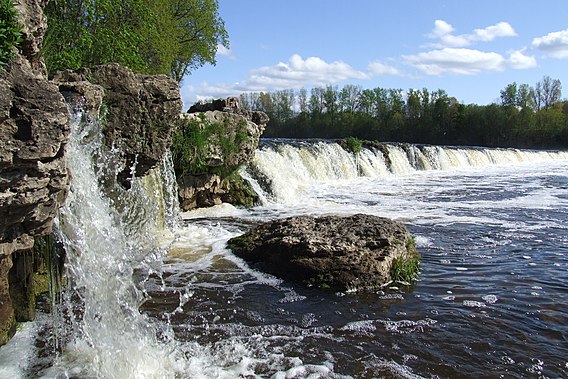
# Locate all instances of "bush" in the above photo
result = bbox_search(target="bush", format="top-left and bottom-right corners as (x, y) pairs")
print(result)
(340, 136), (363, 154)
(171, 113), (250, 177)
(0, 0), (22, 71)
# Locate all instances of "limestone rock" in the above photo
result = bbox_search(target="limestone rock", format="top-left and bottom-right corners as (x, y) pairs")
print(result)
(179, 110), (266, 169)
(52, 63), (182, 187)
(0, 0), (71, 345)
(13, 0), (48, 75)
(228, 214), (419, 291)
(0, 56), (70, 253)
(176, 99), (268, 210)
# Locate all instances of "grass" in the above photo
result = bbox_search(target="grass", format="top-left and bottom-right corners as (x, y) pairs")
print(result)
(390, 236), (421, 284)
(0, 0), (22, 72)
(340, 136), (363, 154)
(171, 113), (251, 177)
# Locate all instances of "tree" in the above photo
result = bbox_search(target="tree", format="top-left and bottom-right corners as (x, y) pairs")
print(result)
(532, 76), (562, 111)
(517, 83), (534, 110)
(168, 0), (229, 82)
(43, 0), (228, 81)
(500, 82), (518, 108)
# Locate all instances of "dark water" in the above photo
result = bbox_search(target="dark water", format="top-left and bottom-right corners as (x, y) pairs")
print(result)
(140, 161), (568, 378)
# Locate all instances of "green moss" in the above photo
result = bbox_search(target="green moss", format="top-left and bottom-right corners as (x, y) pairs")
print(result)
(0, 311), (16, 346)
(226, 234), (254, 254)
(390, 236), (421, 284)
(306, 273), (336, 289)
(0, 0), (22, 72)
(172, 114), (252, 178)
(221, 173), (259, 208)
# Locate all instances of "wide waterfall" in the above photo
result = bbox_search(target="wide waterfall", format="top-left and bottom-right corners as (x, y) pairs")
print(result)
(243, 140), (568, 204)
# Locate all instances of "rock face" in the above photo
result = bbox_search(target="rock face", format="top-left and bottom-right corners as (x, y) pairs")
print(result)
(228, 214), (419, 291)
(0, 0), (71, 345)
(52, 63), (182, 187)
(176, 98), (268, 210)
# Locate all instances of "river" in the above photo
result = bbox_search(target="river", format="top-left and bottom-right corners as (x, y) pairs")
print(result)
(1, 113), (567, 378)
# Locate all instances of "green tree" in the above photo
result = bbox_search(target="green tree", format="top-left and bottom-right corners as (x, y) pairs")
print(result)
(43, 0), (228, 81)
(500, 82), (518, 108)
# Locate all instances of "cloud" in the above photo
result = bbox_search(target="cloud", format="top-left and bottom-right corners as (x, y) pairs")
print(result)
(246, 54), (370, 89)
(427, 20), (517, 48)
(368, 61), (402, 76)
(216, 44), (237, 60)
(507, 49), (537, 69)
(403, 48), (506, 75)
(532, 28), (568, 58)
(184, 54), (404, 104)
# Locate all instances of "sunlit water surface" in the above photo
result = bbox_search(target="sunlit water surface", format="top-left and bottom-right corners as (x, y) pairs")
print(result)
(2, 126), (567, 378)
(143, 157), (568, 378)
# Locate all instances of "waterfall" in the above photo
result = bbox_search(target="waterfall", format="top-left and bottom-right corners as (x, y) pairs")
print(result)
(244, 140), (568, 204)
(45, 105), (181, 378)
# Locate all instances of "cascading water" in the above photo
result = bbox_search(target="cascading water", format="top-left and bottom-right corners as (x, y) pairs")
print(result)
(244, 140), (568, 205)
(43, 104), (182, 378)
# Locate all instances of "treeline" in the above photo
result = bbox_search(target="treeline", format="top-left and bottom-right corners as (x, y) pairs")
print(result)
(238, 76), (568, 149)
(43, 0), (228, 81)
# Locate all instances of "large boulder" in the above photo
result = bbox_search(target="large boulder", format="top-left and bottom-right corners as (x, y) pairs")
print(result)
(228, 214), (419, 291)
(52, 63), (183, 187)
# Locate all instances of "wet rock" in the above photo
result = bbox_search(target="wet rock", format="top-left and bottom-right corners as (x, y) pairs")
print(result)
(52, 63), (183, 187)
(228, 214), (419, 291)
(0, 0), (71, 345)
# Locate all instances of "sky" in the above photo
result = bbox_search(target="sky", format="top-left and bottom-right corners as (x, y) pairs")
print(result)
(180, 0), (568, 109)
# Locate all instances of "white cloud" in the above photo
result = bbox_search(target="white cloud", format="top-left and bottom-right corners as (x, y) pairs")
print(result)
(181, 54), (403, 106)
(368, 61), (402, 76)
(403, 48), (506, 75)
(532, 28), (568, 58)
(246, 54), (370, 89)
(472, 22), (517, 42)
(216, 44), (237, 60)
(427, 20), (517, 48)
(508, 49), (537, 69)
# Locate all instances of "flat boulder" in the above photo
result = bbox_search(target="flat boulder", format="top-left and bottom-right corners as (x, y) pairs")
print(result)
(228, 214), (419, 291)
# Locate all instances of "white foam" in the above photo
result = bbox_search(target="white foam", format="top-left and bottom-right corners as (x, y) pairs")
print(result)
(0, 321), (38, 379)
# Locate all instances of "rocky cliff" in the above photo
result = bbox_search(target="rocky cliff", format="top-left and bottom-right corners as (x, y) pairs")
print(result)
(0, 0), (70, 345)
(0, 1), (182, 346)
(53, 63), (182, 188)
(175, 97), (268, 210)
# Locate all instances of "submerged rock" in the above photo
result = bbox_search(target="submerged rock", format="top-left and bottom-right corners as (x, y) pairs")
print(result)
(228, 214), (419, 291)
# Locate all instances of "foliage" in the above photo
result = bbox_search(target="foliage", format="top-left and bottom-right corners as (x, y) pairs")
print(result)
(390, 236), (420, 284)
(239, 76), (567, 149)
(43, 0), (228, 81)
(171, 114), (250, 177)
(340, 136), (362, 154)
(0, 0), (22, 71)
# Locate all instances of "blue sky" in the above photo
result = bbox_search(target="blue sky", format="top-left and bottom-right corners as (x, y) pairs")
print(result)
(180, 0), (568, 108)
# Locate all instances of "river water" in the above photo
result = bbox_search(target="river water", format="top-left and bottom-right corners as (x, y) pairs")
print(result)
(1, 112), (568, 378)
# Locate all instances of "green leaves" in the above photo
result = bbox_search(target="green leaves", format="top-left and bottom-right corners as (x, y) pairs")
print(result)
(0, 0), (22, 71)
(43, 0), (228, 81)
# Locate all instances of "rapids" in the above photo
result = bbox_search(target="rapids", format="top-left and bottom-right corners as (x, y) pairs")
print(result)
(1, 109), (567, 378)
